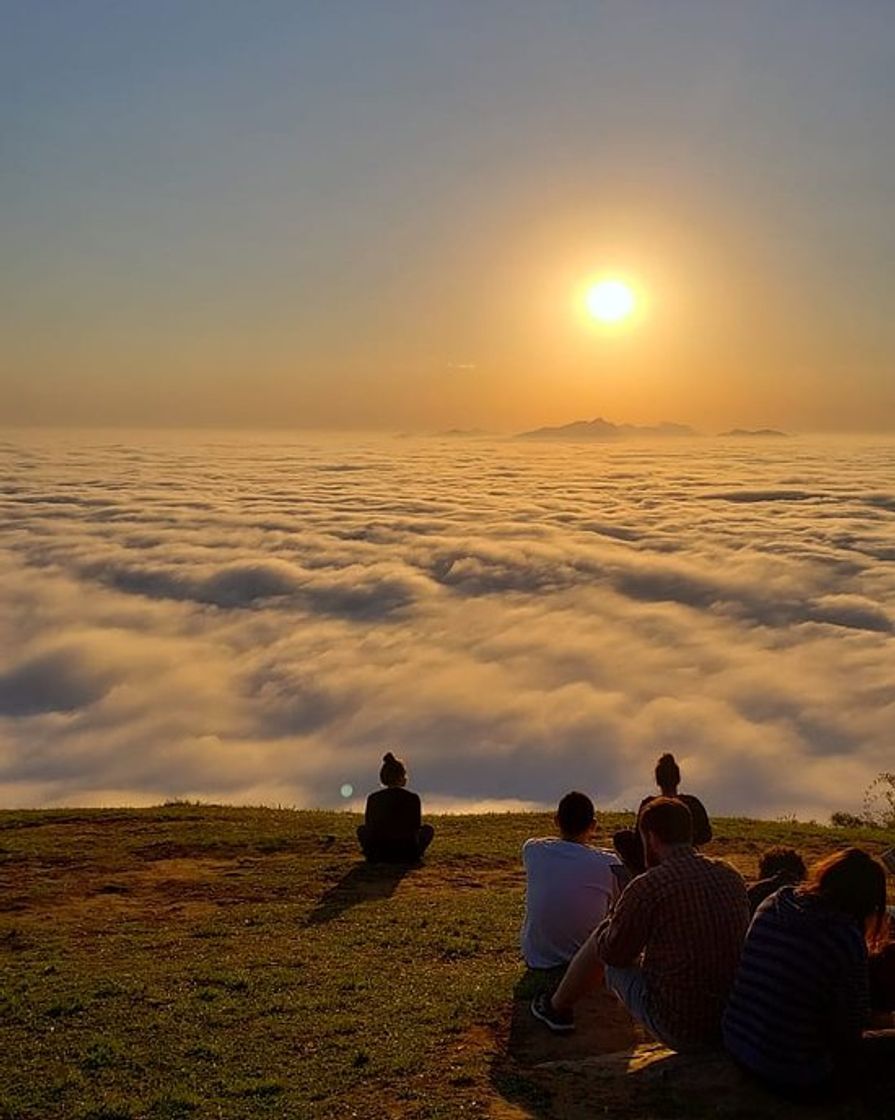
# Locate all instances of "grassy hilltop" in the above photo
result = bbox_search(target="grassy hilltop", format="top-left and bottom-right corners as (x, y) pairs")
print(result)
(1, 807), (892, 1120)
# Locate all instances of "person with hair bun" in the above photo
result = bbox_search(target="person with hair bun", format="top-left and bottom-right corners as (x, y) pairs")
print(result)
(356, 752), (434, 863)
(613, 752), (713, 877)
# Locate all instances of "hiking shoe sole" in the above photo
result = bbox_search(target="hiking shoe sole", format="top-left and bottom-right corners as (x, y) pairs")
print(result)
(530, 994), (575, 1033)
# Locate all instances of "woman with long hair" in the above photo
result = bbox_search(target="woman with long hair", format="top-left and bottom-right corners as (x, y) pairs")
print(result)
(723, 847), (892, 1097)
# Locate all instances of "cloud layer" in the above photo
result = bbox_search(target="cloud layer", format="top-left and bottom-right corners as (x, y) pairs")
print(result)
(1, 431), (893, 821)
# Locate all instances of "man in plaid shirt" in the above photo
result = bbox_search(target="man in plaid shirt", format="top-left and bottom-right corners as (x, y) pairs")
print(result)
(532, 797), (749, 1051)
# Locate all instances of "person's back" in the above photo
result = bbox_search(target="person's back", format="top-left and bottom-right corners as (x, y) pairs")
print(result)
(674, 793), (712, 847)
(357, 752), (434, 863)
(522, 834), (619, 968)
(365, 785), (421, 842)
(634, 792), (712, 844)
(723, 886), (868, 1088)
(746, 869), (790, 914)
(723, 848), (888, 1093)
(600, 847), (748, 1046)
(747, 847), (807, 914)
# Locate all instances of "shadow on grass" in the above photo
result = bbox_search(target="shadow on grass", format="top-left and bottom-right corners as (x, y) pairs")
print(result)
(303, 860), (416, 926)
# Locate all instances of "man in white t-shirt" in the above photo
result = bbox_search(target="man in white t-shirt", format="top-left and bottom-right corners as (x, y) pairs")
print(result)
(521, 791), (621, 969)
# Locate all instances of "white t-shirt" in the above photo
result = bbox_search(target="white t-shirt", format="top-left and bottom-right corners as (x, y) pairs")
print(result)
(520, 838), (620, 969)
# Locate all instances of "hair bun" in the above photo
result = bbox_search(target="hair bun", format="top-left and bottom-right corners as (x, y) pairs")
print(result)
(383, 751), (396, 763)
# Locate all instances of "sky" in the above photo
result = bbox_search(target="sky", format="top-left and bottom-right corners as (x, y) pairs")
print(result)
(2, 430), (893, 820)
(3, 2), (895, 432)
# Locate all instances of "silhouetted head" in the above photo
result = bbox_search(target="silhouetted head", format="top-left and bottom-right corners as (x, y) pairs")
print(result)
(654, 752), (681, 795)
(555, 791), (596, 842)
(803, 847), (887, 947)
(758, 847), (807, 883)
(379, 752), (407, 788)
(639, 796), (693, 867)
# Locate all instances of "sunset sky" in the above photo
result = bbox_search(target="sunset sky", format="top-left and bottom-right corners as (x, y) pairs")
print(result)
(4, 2), (895, 432)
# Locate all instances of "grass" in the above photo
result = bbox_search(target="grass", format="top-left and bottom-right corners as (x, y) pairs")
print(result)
(0, 806), (892, 1120)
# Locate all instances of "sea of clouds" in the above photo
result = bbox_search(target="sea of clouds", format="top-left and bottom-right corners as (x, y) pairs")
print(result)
(1, 430), (893, 821)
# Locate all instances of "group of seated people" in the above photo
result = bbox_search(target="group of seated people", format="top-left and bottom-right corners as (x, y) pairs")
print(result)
(524, 754), (895, 1099)
(356, 749), (895, 1099)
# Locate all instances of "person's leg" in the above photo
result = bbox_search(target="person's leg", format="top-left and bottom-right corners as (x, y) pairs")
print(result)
(604, 966), (697, 1051)
(612, 829), (645, 876)
(531, 932), (606, 1031)
(416, 824), (434, 858)
(604, 965), (652, 1026)
(549, 932), (605, 1014)
(357, 825), (383, 862)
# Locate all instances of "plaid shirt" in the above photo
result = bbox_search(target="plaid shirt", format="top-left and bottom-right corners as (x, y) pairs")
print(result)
(595, 847), (749, 1046)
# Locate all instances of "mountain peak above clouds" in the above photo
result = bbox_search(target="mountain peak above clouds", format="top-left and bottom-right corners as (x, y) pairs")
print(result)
(719, 428), (789, 438)
(517, 418), (697, 441)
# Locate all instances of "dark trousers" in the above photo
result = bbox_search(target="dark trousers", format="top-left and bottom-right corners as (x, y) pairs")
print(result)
(357, 823), (434, 864)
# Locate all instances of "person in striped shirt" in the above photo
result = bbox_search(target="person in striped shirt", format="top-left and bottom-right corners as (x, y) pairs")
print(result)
(723, 848), (892, 1097)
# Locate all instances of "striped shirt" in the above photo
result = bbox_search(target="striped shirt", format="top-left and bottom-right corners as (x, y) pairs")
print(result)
(595, 847), (749, 1047)
(722, 886), (869, 1088)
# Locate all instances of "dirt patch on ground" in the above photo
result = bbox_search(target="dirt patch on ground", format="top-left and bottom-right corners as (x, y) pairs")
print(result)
(1, 854), (249, 919)
(133, 836), (331, 861)
(505, 984), (643, 1069)
(490, 975), (648, 1117)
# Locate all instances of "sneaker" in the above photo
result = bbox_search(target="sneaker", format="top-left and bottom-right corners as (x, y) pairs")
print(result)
(530, 991), (575, 1033)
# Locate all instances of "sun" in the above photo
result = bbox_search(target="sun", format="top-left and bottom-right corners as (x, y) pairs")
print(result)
(585, 278), (636, 323)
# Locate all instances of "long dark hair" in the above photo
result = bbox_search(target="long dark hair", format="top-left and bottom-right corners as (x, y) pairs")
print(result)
(803, 848), (888, 949)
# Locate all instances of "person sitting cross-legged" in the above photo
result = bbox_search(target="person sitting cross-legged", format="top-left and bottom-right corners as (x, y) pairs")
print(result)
(521, 791), (622, 969)
(356, 752), (434, 864)
(531, 797), (750, 1050)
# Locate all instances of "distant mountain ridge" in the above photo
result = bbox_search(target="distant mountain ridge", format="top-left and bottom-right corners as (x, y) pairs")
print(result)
(435, 428), (492, 438)
(720, 428), (789, 438)
(517, 417), (697, 441)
